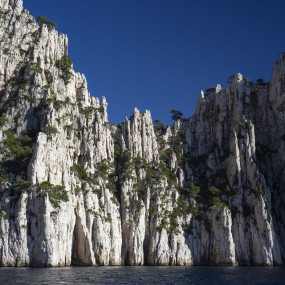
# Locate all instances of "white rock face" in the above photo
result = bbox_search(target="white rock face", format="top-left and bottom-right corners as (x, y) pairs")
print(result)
(0, 1), (285, 267)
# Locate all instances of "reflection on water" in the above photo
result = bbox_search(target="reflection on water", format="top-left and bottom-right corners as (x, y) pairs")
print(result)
(0, 266), (285, 284)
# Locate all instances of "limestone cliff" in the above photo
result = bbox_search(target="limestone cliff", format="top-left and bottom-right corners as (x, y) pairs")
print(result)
(0, 0), (285, 266)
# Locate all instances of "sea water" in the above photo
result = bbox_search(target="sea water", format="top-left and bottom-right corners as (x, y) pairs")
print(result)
(0, 266), (285, 284)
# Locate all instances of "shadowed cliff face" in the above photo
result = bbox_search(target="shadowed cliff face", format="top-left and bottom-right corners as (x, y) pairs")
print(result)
(0, 0), (284, 266)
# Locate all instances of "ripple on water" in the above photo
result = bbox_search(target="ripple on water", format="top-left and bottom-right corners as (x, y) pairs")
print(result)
(1, 266), (285, 285)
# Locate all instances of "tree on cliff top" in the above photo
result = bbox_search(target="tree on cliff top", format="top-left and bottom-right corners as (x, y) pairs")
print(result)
(170, 110), (183, 121)
(36, 16), (58, 30)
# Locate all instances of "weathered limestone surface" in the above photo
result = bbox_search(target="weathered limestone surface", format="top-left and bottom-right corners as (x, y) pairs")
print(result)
(0, 0), (285, 266)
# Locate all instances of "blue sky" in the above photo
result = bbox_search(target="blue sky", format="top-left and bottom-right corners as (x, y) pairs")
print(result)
(24, 0), (285, 125)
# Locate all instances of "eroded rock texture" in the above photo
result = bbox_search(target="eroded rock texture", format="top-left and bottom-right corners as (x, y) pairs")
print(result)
(0, 0), (285, 266)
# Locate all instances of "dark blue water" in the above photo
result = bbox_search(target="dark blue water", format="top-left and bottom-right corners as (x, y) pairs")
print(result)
(0, 266), (285, 284)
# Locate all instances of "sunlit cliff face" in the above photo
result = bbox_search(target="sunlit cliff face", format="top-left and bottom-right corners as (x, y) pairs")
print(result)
(0, 0), (285, 266)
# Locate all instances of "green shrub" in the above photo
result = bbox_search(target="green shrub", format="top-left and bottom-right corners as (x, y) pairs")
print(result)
(0, 175), (9, 182)
(209, 186), (221, 196)
(156, 218), (169, 233)
(74, 186), (81, 195)
(258, 185), (265, 198)
(1, 129), (36, 174)
(144, 166), (159, 185)
(10, 77), (30, 91)
(225, 185), (232, 194)
(64, 125), (73, 137)
(0, 117), (8, 126)
(71, 163), (96, 184)
(79, 106), (96, 119)
(169, 213), (180, 235)
(31, 30), (40, 45)
(3, 48), (10, 55)
(106, 182), (116, 191)
(209, 197), (229, 210)
(121, 150), (131, 165)
(130, 198), (144, 210)
(205, 87), (216, 95)
(86, 209), (95, 214)
(3, 129), (33, 160)
(98, 106), (104, 113)
(71, 164), (88, 180)
(113, 138), (121, 161)
(235, 120), (246, 129)
(47, 98), (66, 111)
(0, 211), (9, 220)
(103, 213), (112, 223)
(41, 126), (58, 134)
(162, 166), (176, 187)
(160, 148), (172, 165)
(172, 137), (183, 163)
(13, 179), (31, 191)
(40, 181), (68, 208)
(20, 94), (36, 104)
(148, 207), (157, 215)
(0, 9), (9, 17)
(56, 55), (73, 84)
(96, 160), (113, 180)
(30, 67), (42, 73)
(92, 188), (102, 198)
(153, 120), (165, 136)
(156, 136), (166, 150)
(182, 224), (193, 235)
(183, 183), (200, 198)
(256, 79), (267, 86)
(43, 85), (55, 95)
(110, 196), (119, 206)
(132, 156), (147, 171)
(228, 73), (239, 83)
(50, 211), (58, 218)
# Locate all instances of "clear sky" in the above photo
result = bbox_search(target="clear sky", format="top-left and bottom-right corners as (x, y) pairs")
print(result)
(24, 0), (285, 125)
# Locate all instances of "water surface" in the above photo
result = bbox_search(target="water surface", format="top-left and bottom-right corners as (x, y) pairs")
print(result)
(0, 266), (285, 284)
